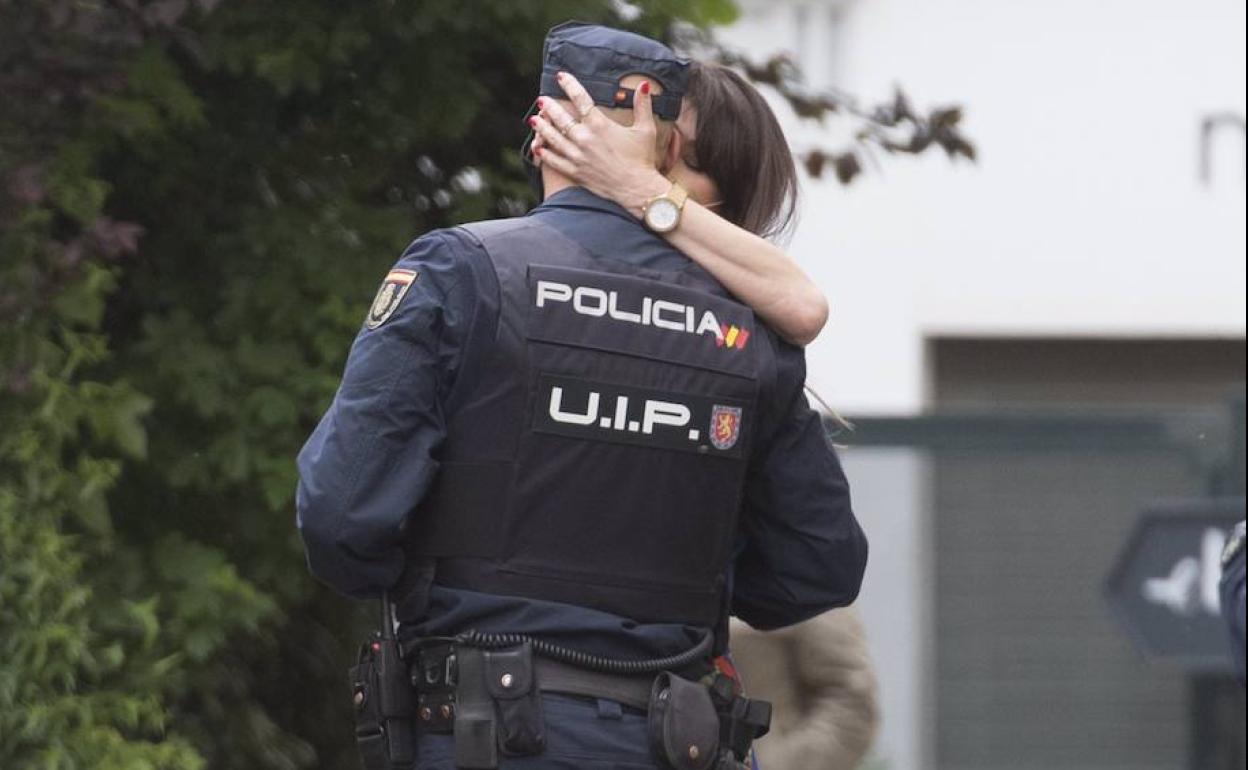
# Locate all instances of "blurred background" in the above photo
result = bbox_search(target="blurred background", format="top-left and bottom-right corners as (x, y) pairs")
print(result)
(719, 2), (1247, 769)
(1, 1), (1243, 769)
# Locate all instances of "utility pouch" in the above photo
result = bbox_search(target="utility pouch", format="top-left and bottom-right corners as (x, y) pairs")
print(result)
(647, 672), (719, 770)
(349, 635), (415, 770)
(415, 643), (457, 734)
(453, 647), (500, 769)
(484, 642), (546, 756)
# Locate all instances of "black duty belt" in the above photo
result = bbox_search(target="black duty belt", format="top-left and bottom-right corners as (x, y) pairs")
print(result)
(406, 640), (770, 770)
(532, 657), (653, 711)
(412, 642), (655, 727)
(351, 597), (766, 770)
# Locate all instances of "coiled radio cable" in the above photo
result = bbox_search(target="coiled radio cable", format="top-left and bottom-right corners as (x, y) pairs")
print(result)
(455, 629), (714, 675)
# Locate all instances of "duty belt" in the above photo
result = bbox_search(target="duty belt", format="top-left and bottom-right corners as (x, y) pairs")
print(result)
(414, 643), (655, 724)
(407, 640), (771, 770)
(349, 597), (768, 769)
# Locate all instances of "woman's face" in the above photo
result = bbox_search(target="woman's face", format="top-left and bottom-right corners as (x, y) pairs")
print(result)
(671, 103), (721, 209)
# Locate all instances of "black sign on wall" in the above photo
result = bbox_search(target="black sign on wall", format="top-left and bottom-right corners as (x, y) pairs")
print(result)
(1106, 499), (1245, 672)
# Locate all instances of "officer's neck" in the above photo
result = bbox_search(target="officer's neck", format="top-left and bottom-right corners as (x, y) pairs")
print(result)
(541, 167), (579, 199)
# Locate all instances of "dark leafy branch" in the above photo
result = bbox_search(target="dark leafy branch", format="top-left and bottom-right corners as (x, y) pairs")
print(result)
(707, 44), (977, 183)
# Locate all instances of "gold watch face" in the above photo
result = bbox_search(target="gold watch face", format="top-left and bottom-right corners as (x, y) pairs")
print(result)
(645, 198), (681, 233)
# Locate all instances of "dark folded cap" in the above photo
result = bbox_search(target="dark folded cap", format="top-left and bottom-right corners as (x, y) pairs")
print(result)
(541, 21), (690, 120)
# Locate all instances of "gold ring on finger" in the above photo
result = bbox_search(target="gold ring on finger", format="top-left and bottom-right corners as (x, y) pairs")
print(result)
(560, 119), (580, 136)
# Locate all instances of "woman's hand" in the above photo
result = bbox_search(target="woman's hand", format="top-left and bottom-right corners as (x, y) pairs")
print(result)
(532, 73), (830, 346)
(530, 72), (670, 217)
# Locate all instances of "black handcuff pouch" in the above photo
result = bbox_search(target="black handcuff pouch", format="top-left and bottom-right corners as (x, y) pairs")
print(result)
(647, 672), (719, 770)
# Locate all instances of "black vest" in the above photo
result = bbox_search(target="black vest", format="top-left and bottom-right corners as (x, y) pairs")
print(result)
(408, 218), (776, 627)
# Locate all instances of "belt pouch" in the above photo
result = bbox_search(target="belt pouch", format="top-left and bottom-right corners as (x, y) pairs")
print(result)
(416, 644), (456, 734)
(484, 642), (546, 756)
(453, 648), (499, 769)
(647, 672), (718, 770)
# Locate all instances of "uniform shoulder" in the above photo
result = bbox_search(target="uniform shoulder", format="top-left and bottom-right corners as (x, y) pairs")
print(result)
(447, 216), (544, 249)
(401, 226), (488, 262)
(390, 225), (504, 292)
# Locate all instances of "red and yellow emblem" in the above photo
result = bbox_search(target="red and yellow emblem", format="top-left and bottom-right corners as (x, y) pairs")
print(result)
(716, 324), (750, 351)
(710, 405), (743, 451)
(366, 269), (418, 329)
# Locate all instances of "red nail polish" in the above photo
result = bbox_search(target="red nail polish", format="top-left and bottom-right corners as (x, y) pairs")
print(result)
(537, 97), (545, 109)
(533, 146), (542, 157)
(528, 116), (537, 128)
(639, 81), (650, 95)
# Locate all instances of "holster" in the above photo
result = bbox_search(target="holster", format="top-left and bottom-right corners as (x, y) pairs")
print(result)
(708, 672), (771, 762)
(349, 635), (415, 770)
(453, 642), (546, 769)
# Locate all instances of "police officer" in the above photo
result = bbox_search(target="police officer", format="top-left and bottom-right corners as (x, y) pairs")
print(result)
(1222, 520), (1245, 684)
(297, 22), (867, 769)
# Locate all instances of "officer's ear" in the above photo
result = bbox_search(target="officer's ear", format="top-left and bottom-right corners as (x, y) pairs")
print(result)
(658, 121), (682, 176)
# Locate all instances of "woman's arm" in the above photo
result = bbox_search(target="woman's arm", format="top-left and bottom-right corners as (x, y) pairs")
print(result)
(531, 73), (829, 346)
(667, 195), (828, 347)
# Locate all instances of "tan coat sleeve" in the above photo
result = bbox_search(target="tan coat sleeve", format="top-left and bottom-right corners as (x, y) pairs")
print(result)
(731, 610), (879, 770)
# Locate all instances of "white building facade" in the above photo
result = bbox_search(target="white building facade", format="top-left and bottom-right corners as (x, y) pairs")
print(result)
(722, 0), (1245, 414)
(719, 2), (1245, 768)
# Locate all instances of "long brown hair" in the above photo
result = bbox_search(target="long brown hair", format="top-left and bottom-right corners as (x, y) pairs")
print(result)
(684, 63), (799, 239)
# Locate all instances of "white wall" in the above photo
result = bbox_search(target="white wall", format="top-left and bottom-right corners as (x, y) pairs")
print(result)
(721, 0), (1247, 415)
(719, 5), (1245, 769)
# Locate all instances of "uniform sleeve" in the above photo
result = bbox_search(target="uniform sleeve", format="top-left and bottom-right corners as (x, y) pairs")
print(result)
(731, 345), (868, 631)
(295, 230), (480, 598)
(1221, 522), (1246, 683)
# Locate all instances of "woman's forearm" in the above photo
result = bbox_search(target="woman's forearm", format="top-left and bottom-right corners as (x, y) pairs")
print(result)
(671, 202), (827, 346)
(624, 176), (828, 346)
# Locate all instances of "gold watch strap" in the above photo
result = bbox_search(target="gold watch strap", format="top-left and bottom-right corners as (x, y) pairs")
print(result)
(668, 181), (689, 210)
(645, 180), (689, 212)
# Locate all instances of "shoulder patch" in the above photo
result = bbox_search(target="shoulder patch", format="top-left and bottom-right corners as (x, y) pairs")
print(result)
(365, 269), (418, 329)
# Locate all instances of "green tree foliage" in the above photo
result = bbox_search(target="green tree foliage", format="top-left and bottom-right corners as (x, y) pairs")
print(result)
(2, 1), (972, 766)
(1, 1), (736, 767)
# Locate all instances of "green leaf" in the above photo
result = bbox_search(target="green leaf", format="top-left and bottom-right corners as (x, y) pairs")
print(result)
(50, 264), (117, 328)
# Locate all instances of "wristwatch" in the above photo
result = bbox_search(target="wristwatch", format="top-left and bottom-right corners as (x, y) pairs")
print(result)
(642, 181), (689, 234)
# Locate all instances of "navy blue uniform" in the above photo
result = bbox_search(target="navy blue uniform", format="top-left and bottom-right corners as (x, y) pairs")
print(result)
(298, 188), (866, 647)
(297, 189), (866, 767)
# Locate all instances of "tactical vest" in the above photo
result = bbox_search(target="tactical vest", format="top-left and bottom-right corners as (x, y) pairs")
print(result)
(407, 218), (775, 627)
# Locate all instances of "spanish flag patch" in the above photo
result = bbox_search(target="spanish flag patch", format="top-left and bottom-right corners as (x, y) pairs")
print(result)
(365, 268), (418, 329)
